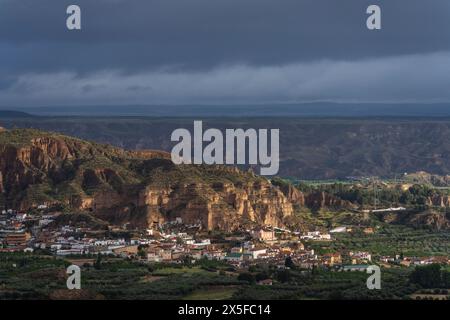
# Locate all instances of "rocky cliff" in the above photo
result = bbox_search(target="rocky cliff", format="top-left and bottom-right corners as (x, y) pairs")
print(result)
(1, 129), (449, 231)
(376, 209), (450, 231)
(274, 180), (356, 210)
(427, 194), (450, 208)
(0, 129), (293, 231)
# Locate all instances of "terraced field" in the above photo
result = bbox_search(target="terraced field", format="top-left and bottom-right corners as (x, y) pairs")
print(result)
(309, 225), (450, 256)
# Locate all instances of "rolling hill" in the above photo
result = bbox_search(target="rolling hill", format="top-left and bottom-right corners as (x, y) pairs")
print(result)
(3, 116), (450, 179)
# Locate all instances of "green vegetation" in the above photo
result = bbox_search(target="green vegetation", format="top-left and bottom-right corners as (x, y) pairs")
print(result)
(0, 253), (242, 300)
(0, 128), (56, 147)
(410, 264), (450, 288)
(308, 225), (450, 256)
(298, 181), (450, 209)
(2, 251), (449, 300)
(183, 287), (237, 300)
(232, 267), (418, 300)
(0, 253), (69, 299)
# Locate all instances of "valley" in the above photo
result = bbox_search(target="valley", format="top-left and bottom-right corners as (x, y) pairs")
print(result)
(0, 125), (449, 300)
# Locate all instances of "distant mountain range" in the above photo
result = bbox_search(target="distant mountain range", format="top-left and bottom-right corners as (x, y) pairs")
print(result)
(3, 102), (450, 117)
(0, 110), (36, 118)
(2, 115), (450, 179)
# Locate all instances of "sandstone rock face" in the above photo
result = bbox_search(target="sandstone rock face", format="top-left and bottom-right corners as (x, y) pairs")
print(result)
(0, 171), (3, 193)
(1, 136), (82, 181)
(2, 129), (449, 231)
(90, 177), (294, 231)
(0, 129), (294, 231)
(305, 191), (355, 210)
(427, 195), (450, 207)
(409, 210), (450, 231)
(278, 184), (305, 206)
(89, 180), (293, 231)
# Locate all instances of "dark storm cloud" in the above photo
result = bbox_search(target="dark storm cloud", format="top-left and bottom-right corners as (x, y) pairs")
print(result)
(2, 0), (450, 73)
(0, 0), (450, 105)
(2, 52), (450, 105)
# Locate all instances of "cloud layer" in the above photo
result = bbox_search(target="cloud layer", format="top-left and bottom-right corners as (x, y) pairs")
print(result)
(2, 52), (450, 106)
(1, 0), (449, 106)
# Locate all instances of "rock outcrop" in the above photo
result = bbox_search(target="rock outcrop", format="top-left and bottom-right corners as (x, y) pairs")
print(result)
(2, 129), (449, 231)
(426, 194), (450, 208)
(0, 129), (293, 231)
(89, 178), (294, 231)
(305, 191), (356, 210)
(408, 210), (450, 231)
(277, 183), (305, 206)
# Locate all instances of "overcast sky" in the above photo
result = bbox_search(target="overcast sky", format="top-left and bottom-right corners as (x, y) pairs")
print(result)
(1, 0), (450, 107)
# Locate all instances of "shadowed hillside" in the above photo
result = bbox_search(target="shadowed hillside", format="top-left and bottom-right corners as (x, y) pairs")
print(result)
(2, 117), (450, 179)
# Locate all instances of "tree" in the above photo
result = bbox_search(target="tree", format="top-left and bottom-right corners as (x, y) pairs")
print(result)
(410, 264), (442, 288)
(255, 271), (270, 282)
(138, 248), (147, 259)
(285, 256), (296, 269)
(442, 271), (450, 288)
(94, 254), (102, 270)
(276, 269), (291, 283)
(238, 272), (256, 284)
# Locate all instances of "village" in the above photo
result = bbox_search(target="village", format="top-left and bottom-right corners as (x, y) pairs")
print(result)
(1, 206), (448, 278)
